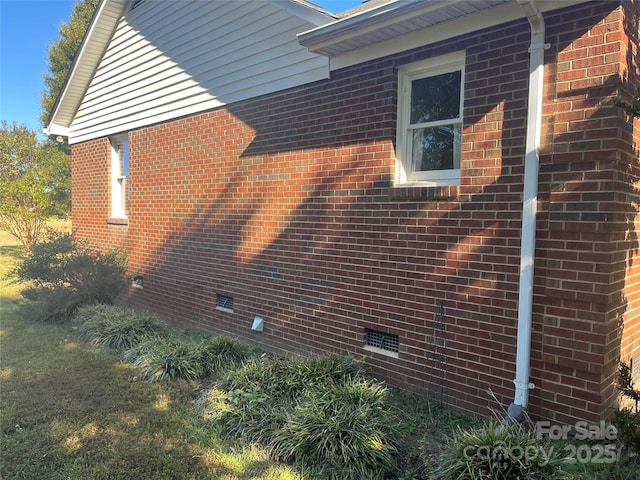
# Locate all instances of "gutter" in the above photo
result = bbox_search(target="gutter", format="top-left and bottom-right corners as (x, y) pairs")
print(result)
(511, 0), (549, 415)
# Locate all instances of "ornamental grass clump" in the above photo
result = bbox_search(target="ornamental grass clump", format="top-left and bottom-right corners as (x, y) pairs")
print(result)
(124, 334), (257, 382)
(203, 355), (400, 479)
(73, 304), (168, 351)
(271, 379), (399, 479)
(196, 335), (259, 375)
(432, 419), (569, 480)
(124, 337), (205, 382)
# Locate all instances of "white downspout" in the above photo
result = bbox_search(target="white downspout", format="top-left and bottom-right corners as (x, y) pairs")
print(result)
(511, 0), (549, 413)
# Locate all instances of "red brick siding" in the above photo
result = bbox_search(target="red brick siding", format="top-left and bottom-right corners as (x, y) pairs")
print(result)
(70, 1), (637, 422)
(619, 0), (640, 387)
(529, 0), (639, 424)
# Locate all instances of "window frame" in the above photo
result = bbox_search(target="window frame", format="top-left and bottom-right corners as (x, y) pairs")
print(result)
(395, 52), (465, 187)
(110, 134), (129, 219)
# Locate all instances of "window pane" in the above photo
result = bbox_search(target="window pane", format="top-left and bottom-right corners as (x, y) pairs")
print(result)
(411, 124), (461, 172)
(120, 142), (130, 177)
(410, 71), (461, 124)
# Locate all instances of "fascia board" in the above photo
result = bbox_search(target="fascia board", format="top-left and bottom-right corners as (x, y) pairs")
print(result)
(300, 0), (590, 64)
(331, 1), (523, 70)
(298, 0), (410, 49)
(46, 0), (129, 135)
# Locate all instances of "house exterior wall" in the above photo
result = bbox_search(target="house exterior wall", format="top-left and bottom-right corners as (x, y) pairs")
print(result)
(70, 1), (639, 423)
(531, 0), (640, 424)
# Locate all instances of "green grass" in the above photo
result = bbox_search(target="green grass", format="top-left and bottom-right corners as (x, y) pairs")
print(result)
(0, 243), (303, 480)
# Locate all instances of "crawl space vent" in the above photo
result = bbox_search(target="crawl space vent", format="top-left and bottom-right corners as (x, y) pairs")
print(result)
(216, 294), (234, 312)
(365, 328), (399, 354)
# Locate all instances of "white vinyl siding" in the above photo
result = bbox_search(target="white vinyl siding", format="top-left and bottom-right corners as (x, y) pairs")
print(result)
(68, 0), (330, 144)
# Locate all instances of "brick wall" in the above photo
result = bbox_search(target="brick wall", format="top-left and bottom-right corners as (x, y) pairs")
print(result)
(70, 1), (637, 422)
(531, 0), (640, 423)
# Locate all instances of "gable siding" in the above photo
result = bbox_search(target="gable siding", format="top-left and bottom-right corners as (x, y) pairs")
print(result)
(68, 0), (329, 144)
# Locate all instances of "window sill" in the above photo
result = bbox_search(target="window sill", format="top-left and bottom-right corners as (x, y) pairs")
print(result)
(390, 184), (459, 200)
(107, 217), (129, 226)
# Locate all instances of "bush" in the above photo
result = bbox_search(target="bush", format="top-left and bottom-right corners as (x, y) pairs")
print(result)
(272, 380), (398, 479)
(124, 337), (205, 382)
(204, 355), (400, 479)
(432, 420), (569, 480)
(216, 354), (365, 399)
(124, 334), (257, 382)
(196, 336), (259, 375)
(10, 231), (129, 322)
(73, 304), (168, 351)
(613, 362), (640, 457)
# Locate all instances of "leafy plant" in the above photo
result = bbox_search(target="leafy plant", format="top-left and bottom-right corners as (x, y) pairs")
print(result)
(204, 355), (400, 478)
(73, 304), (168, 351)
(216, 354), (364, 400)
(432, 420), (569, 480)
(124, 337), (205, 382)
(196, 336), (259, 375)
(612, 361), (640, 457)
(10, 231), (129, 322)
(272, 380), (399, 479)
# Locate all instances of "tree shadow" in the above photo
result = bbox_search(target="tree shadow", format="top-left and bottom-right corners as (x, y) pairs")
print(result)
(103, 1), (638, 422)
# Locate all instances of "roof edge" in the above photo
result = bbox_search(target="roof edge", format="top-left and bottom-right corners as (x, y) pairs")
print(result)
(298, 0), (592, 56)
(46, 0), (131, 136)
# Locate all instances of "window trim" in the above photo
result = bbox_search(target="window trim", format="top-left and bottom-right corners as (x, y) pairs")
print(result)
(395, 51), (465, 187)
(110, 134), (129, 219)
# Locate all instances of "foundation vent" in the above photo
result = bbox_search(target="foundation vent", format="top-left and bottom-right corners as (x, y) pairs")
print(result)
(216, 294), (234, 312)
(365, 328), (399, 355)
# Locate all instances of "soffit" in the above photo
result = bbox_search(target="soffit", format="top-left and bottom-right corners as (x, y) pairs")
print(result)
(298, 0), (512, 56)
(298, 0), (591, 57)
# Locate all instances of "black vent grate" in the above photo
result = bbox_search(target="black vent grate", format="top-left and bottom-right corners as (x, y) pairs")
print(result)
(365, 329), (399, 353)
(216, 294), (234, 311)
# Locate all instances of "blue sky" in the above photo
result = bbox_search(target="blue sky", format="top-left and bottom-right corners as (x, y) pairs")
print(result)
(0, 0), (363, 135)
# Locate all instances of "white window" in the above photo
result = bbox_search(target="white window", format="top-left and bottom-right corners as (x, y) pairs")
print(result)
(396, 52), (465, 186)
(110, 135), (129, 218)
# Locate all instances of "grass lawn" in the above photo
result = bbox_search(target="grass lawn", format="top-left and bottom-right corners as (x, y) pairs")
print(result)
(0, 241), (303, 480)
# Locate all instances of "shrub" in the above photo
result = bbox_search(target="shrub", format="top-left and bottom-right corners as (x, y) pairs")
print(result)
(271, 380), (399, 479)
(613, 362), (640, 457)
(204, 355), (400, 478)
(73, 304), (168, 351)
(432, 420), (569, 480)
(216, 354), (364, 400)
(124, 337), (205, 382)
(196, 336), (259, 375)
(10, 231), (129, 322)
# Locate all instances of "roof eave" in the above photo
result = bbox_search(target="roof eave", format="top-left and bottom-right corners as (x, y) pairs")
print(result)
(298, 0), (589, 57)
(46, 0), (129, 137)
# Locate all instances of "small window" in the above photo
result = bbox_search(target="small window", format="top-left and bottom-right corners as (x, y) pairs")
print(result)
(216, 294), (234, 313)
(396, 52), (465, 186)
(110, 135), (130, 218)
(364, 328), (399, 358)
